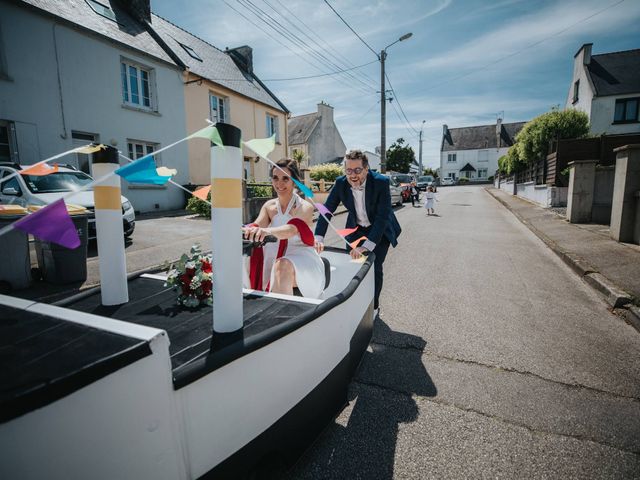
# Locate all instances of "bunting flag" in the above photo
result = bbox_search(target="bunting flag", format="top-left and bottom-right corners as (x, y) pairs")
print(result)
(293, 178), (314, 198)
(189, 125), (224, 148)
(115, 155), (172, 185)
(349, 235), (368, 249)
(194, 184), (211, 201)
(156, 166), (178, 177)
(315, 203), (332, 217)
(243, 134), (276, 159)
(336, 227), (358, 236)
(74, 144), (105, 154)
(13, 199), (80, 249)
(20, 163), (59, 176)
(350, 255), (367, 264)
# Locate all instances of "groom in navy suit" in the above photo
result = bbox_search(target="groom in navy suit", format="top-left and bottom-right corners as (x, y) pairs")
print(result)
(315, 149), (401, 315)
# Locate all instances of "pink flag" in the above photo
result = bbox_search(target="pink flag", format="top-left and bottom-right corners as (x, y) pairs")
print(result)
(13, 199), (80, 249)
(349, 236), (368, 249)
(336, 227), (358, 237)
(20, 163), (59, 176)
(315, 203), (332, 217)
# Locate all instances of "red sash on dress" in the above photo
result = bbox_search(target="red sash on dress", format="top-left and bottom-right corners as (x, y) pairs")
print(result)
(248, 219), (314, 291)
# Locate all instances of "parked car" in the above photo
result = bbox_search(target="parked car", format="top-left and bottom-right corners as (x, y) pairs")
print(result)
(0, 163), (135, 239)
(417, 175), (437, 192)
(441, 177), (456, 186)
(389, 173), (414, 202)
(389, 182), (403, 206)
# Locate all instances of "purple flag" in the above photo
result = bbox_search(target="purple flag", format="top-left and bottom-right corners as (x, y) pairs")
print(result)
(315, 203), (332, 217)
(13, 199), (80, 249)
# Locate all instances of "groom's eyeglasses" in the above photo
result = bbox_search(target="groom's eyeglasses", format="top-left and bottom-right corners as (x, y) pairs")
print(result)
(345, 167), (365, 175)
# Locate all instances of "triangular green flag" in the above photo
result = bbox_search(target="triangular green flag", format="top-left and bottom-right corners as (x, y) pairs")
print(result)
(189, 125), (224, 149)
(243, 134), (276, 159)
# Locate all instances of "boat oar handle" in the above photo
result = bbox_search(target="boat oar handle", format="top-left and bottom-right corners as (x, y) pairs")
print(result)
(242, 234), (278, 255)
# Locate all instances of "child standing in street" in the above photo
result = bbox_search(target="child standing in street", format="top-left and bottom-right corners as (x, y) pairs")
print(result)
(424, 186), (437, 215)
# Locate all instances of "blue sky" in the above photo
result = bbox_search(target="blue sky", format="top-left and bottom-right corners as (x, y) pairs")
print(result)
(152, 0), (640, 169)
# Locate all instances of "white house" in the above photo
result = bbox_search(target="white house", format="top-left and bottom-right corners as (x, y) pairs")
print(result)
(288, 102), (346, 167)
(0, 0), (189, 213)
(440, 119), (526, 182)
(566, 43), (640, 136)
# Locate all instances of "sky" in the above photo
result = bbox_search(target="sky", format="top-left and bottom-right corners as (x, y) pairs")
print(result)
(151, 0), (640, 169)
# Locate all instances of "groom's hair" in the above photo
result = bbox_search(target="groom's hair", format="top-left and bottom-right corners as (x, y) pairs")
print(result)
(344, 149), (369, 167)
(272, 158), (301, 182)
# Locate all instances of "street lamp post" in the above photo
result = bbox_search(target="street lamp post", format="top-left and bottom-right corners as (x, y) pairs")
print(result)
(379, 32), (412, 174)
(418, 120), (425, 176)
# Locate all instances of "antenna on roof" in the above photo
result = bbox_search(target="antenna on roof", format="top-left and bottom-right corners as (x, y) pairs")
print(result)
(496, 111), (504, 121)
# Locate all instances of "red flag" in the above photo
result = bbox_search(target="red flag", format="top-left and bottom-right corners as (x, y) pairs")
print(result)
(349, 236), (368, 249)
(336, 227), (358, 237)
(193, 185), (211, 201)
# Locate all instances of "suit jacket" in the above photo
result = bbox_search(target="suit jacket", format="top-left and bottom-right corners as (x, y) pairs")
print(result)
(315, 170), (401, 247)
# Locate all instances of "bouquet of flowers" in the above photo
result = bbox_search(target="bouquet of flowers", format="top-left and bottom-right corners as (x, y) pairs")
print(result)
(165, 244), (213, 308)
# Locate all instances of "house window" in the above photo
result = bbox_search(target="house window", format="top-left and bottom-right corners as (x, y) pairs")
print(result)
(179, 43), (202, 62)
(478, 168), (488, 178)
(209, 94), (228, 124)
(0, 121), (18, 162)
(573, 80), (580, 104)
(127, 140), (159, 165)
(266, 114), (279, 143)
(614, 98), (639, 123)
(478, 150), (489, 162)
(86, 0), (117, 22)
(121, 60), (154, 110)
(447, 153), (457, 163)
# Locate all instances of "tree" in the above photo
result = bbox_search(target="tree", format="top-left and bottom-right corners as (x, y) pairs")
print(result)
(292, 148), (307, 167)
(423, 167), (438, 178)
(515, 109), (590, 165)
(386, 138), (415, 173)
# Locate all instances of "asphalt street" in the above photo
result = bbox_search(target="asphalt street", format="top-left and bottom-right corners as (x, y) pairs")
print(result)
(286, 185), (640, 479)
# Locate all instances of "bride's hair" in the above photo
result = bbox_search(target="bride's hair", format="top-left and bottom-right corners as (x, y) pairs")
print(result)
(272, 158), (302, 183)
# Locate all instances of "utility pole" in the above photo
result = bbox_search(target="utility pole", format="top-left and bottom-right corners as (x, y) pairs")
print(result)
(380, 50), (387, 173)
(418, 120), (425, 176)
(378, 32), (412, 174)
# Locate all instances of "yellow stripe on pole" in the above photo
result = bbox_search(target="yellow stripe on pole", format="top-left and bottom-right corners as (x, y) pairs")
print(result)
(94, 186), (122, 210)
(211, 178), (242, 209)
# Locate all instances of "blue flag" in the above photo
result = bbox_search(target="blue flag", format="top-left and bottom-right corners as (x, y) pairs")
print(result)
(115, 156), (172, 185)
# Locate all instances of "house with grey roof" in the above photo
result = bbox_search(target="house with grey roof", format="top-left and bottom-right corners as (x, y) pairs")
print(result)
(288, 102), (346, 167)
(566, 44), (640, 135)
(151, 14), (289, 184)
(0, 0), (189, 213)
(440, 119), (526, 182)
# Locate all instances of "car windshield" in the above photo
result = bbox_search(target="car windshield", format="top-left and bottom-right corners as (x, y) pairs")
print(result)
(392, 174), (413, 184)
(418, 176), (434, 182)
(23, 171), (93, 193)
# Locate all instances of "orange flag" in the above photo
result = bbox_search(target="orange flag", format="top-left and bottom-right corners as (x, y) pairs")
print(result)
(349, 236), (368, 249)
(193, 185), (211, 201)
(20, 163), (59, 176)
(336, 227), (358, 237)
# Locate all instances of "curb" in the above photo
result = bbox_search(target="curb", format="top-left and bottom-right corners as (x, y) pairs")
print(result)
(485, 188), (637, 322)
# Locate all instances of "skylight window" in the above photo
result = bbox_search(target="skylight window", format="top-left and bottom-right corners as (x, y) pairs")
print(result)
(179, 43), (202, 62)
(86, 0), (117, 22)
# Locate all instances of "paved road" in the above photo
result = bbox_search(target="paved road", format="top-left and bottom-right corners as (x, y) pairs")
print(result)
(286, 185), (640, 479)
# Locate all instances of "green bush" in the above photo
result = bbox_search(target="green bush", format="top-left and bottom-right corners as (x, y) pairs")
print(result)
(310, 163), (343, 182)
(487, 176), (494, 182)
(248, 184), (273, 198)
(186, 190), (211, 219)
(458, 177), (469, 184)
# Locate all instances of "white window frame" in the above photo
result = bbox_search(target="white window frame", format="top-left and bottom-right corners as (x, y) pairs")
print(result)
(478, 168), (488, 178)
(447, 153), (457, 163)
(121, 59), (155, 111)
(209, 94), (228, 124)
(266, 113), (280, 143)
(127, 140), (160, 165)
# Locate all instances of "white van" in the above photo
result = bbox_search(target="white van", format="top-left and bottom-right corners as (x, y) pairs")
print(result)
(0, 163), (135, 239)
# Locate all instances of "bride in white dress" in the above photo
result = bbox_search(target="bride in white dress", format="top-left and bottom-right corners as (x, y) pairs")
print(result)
(243, 159), (325, 298)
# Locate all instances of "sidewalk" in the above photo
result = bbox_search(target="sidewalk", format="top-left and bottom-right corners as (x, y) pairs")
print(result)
(485, 187), (640, 330)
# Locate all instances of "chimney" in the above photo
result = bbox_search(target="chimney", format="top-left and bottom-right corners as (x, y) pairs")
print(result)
(496, 118), (503, 148)
(115, 0), (151, 22)
(226, 46), (253, 75)
(317, 101), (334, 123)
(574, 43), (593, 66)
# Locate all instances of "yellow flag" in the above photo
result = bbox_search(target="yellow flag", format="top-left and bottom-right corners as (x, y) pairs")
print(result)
(75, 144), (105, 154)
(156, 166), (177, 177)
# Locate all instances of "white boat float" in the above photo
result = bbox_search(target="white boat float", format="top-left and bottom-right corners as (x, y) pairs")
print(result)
(0, 122), (375, 479)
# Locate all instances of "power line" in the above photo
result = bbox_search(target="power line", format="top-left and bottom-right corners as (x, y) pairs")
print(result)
(262, 60), (378, 81)
(385, 72), (419, 135)
(255, 0), (377, 91)
(389, 97), (419, 139)
(322, 0), (378, 58)
(234, 0), (374, 95)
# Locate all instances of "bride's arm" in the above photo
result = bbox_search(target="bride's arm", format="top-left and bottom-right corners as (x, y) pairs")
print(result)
(244, 201), (315, 242)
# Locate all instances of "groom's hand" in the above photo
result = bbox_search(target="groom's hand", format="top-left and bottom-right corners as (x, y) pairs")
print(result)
(314, 240), (324, 254)
(350, 246), (369, 259)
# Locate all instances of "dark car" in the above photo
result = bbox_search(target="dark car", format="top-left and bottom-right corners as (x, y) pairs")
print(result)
(417, 175), (437, 192)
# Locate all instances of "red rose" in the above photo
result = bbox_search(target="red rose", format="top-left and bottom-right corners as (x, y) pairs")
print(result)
(201, 260), (212, 273)
(186, 267), (196, 276)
